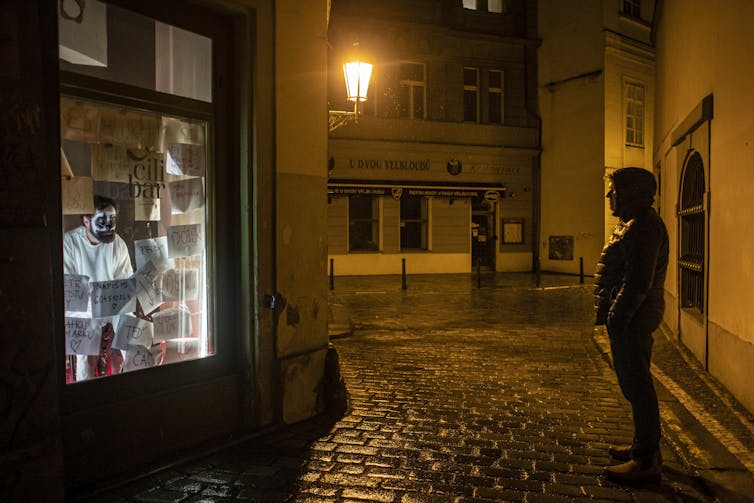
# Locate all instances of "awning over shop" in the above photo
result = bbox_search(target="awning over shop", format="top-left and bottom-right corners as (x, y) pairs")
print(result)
(327, 180), (507, 199)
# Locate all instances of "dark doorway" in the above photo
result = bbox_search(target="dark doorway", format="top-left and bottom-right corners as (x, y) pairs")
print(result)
(471, 197), (495, 270)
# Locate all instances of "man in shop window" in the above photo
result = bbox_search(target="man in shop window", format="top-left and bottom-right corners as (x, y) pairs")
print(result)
(64, 195), (133, 381)
(594, 167), (669, 485)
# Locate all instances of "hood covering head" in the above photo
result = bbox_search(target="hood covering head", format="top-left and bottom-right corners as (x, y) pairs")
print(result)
(609, 167), (656, 219)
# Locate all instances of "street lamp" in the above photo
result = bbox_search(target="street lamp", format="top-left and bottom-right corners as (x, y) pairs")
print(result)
(329, 55), (372, 132)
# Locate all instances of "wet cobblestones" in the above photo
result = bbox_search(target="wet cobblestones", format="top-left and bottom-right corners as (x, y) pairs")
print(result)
(90, 273), (753, 502)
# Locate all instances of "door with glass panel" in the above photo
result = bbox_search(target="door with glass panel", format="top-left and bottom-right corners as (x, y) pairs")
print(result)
(58, 0), (242, 489)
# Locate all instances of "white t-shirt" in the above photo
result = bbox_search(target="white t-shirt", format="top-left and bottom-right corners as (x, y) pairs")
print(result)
(63, 226), (133, 281)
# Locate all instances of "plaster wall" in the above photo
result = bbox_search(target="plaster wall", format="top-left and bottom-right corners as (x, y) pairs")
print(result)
(275, 0), (330, 423)
(655, 0), (754, 411)
(538, 0), (605, 275)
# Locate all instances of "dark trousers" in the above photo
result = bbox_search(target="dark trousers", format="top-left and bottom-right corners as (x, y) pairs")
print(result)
(608, 315), (661, 464)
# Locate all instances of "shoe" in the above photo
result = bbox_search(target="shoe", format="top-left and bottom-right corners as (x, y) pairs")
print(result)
(608, 445), (632, 461)
(608, 445), (663, 464)
(604, 458), (662, 486)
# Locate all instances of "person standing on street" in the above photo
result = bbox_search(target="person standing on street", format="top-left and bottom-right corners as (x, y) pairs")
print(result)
(594, 167), (669, 485)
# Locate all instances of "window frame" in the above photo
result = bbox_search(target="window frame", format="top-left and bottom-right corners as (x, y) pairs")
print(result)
(347, 195), (380, 252)
(678, 152), (705, 313)
(622, 0), (641, 18)
(464, 67), (480, 123)
(488, 69), (504, 125)
(400, 195), (428, 251)
(625, 81), (645, 147)
(399, 62), (426, 120)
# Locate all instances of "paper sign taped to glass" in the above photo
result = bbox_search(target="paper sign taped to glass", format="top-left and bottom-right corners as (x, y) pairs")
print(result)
(133, 261), (163, 314)
(64, 274), (90, 313)
(167, 223), (203, 258)
(163, 337), (200, 364)
(62, 176), (94, 215)
(152, 304), (193, 343)
(160, 117), (205, 149)
(134, 236), (170, 271)
(123, 344), (157, 372)
(99, 107), (161, 150)
(162, 267), (199, 301)
(91, 145), (165, 184)
(167, 143), (205, 177)
(65, 317), (102, 356)
(90, 278), (136, 318)
(60, 99), (100, 143)
(168, 177), (205, 214)
(135, 196), (160, 221)
(112, 313), (154, 351)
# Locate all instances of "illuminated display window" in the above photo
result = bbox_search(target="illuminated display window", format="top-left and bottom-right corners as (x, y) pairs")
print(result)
(60, 1), (214, 383)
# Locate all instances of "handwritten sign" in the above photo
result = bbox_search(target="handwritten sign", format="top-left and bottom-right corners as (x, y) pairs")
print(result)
(64, 274), (90, 312)
(168, 177), (205, 214)
(65, 317), (101, 355)
(133, 261), (163, 314)
(112, 314), (154, 350)
(134, 236), (170, 271)
(167, 223), (203, 258)
(123, 344), (157, 372)
(164, 337), (200, 364)
(167, 143), (205, 177)
(162, 268), (199, 301)
(90, 278), (135, 318)
(152, 305), (193, 342)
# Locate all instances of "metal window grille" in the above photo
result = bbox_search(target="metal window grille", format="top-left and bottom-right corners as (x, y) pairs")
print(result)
(679, 153), (705, 312)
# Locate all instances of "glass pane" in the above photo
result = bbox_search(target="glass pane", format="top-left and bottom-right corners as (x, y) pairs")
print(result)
(462, 0), (478, 10)
(401, 222), (426, 250)
(61, 96), (212, 383)
(464, 90), (478, 122)
(464, 68), (478, 87)
(488, 0), (504, 13)
(413, 87), (425, 119)
(399, 86), (410, 118)
(59, 0), (212, 103)
(489, 70), (502, 89)
(400, 63), (424, 82)
(489, 93), (502, 124)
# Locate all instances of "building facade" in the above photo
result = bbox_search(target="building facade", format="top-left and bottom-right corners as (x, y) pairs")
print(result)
(2, 0), (331, 498)
(327, 0), (540, 275)
(654, 0), (754, 414)
(538, 0), (656, 274)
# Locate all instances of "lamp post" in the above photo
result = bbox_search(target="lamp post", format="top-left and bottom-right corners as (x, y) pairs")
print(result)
(329, 54), (372, 132)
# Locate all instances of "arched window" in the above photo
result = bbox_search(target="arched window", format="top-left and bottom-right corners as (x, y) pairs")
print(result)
(679, 152), (705, 312)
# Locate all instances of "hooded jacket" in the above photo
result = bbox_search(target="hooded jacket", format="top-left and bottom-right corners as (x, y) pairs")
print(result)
(594, 168), (669, 334)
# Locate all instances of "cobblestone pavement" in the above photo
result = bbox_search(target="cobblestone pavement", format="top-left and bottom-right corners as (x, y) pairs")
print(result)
(92, 273), (754, 502)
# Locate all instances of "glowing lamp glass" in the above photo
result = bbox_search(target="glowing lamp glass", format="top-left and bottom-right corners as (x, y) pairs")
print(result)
(343, 61), (372, 102)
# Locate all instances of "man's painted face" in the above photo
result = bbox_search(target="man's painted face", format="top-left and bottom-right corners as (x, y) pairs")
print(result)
(606, 181), (618, 215)
(87, 206), (117, 243)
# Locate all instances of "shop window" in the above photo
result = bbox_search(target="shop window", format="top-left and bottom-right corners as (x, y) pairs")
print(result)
(349, 196), (379, 251)
(488, 70), (504, 124)
(464, 67), (479, 122)
(625, 82), (645, 147)
(60, 1), (214, 383)
(399, 62), (426, 120)
(679, 153), (705, 312)
(400, 196), (428, 250)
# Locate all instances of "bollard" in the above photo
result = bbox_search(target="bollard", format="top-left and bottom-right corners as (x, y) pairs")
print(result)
(579, 257), (584, 284)
(329, 258), (334, 290)
(401, 258), (407, 290)
(476, 258), (481, 288)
